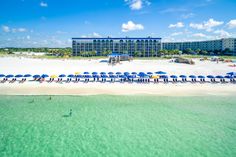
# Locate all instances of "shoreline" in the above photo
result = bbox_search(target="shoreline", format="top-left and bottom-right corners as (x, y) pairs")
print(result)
(1, 82), (236, 96)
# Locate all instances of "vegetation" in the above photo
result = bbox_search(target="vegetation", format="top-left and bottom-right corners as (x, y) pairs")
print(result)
(1, 47), (236, 60)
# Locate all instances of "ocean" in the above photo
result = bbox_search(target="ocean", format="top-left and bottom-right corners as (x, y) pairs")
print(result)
(0, 95), (236, 157)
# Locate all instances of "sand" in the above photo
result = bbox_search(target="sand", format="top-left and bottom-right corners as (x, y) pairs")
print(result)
(0, 57), (236, 96)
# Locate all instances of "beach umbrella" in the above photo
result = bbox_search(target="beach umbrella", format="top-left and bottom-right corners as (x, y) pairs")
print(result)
(124, 72), (130, 76)
(224, 75), (233, 79)
(198, 75), (205, 79)
(156, 71), (167, 75)
(226, 72), (236, 76)
(50, 75), (58, 78)
(100, 72), (106, 75)
(92, 72), (98, 75)
(179, 75), (187, 78)
(84, 72), (89, 75)
(160, 75), (168, 79)
(15, 74), (23, 78)
(59, 74), (66, 78)
(131, 72), (137, 75)
(41, 74), (49, 78)
(6, 74), (14, 78)
(152, 75), (160, 79)
(75, 72), (80, 75)
(85, 75), (92, 78)
(76, 74), (82, 78)
(24, 74), (31, 77)
(108, 72), (114, 75)
(67, 74), (74, 78)
(207, 75), (215, 79)
(215, 75), (224, 79)
(119, 75), (126, 79)
(101, 75), (108, 78)
(170, 75), (178, 78)
(189, 75), (196, 79)
(147, 72), (153, 75)
(0, 74), (5, 77)
(109, 75), (116, 78)
(33, 75), (40, 78)
(116, 72), (122, 75)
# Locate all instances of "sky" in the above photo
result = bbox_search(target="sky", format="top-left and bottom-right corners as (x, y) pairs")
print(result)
(0, 0), (236, 48)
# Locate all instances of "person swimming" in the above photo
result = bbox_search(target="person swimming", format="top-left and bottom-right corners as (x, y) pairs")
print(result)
(69, 109), (72, 117)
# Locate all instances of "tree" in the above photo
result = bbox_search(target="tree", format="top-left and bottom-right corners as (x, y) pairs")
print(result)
(183, 48), (194, 54)
(196, 48), (201, 55)
(134, 51), (142, 57)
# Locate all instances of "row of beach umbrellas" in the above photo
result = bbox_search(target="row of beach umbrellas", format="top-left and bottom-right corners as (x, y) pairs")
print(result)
(0, 71), (236, 79)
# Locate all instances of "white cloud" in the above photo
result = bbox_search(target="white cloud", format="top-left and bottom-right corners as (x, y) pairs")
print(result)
(192, 33), (206, 37)
(40, 2), (48, 7)
(92, 32), (102, 37)
(2, 26), (27, 33)
(18, 28), (27, 32)
(170, 32), (183, 36)
(125, 0), (150, 10)
(227, 19), (236, 29)
(26, 35), (30, 40)
(56, 30), (67, 34)
(122, 21), (144, 32)
(2, 25), (10, 32)
(214, 29), (231, 38)
(80, 32), (102, 38)
(169, 22), (184, 28)
(190, 18), (224, 32)
(181, 13), (195, 19)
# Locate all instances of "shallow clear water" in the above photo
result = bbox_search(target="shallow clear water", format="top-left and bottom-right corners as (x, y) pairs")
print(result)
(0, 95), (236, 157)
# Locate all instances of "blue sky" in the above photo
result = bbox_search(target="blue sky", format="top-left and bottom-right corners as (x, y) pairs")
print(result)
(0, 0), (236, 47)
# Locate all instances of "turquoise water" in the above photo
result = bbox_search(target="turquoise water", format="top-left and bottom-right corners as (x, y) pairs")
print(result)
(0, 95), (236, 157)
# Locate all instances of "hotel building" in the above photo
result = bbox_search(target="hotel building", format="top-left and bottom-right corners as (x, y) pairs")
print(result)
(162, 38), (236, 54)
(72, 37), (162, 56)
(72, 37), (236, 56)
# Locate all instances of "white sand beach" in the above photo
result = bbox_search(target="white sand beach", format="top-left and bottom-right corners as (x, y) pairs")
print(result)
(0, 57), (236, 96)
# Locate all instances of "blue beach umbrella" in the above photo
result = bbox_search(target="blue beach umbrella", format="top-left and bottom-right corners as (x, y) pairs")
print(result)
(15, 74), (23, 78)
(189, 75), (196, 79)
(170, 75), (178, 79)
(156, 71), (167, 75)
(84, 72), (89, 75)
(179, 75), (187, 78)
(59, 74), (66, 78)
(41, 74), (49, 78)
(100, 72), (106, 75)
(119, 75), (126, 79)
(207, 75), (215, 79)
(215, 75), (224, 79)
(147, 72), (153, 75)
(224, 75), (233, 79)
(6, 74), (14, 78)
(92, 72), (98, 75)
(138, 72), (146, 76)
(67, 74), (74, 78)
(33, 75), (40, 78)
(0, 74), (5, 77)
(161, 75), (168, 79)
(24, 74), (31, 77)
(116, 72), (122, 75)
(76, 74), (82, 78)
(131, 72), (137, 75)
(226, 72), (236, 76)
(108, 72), (114, 75)
(101, 75), (108, 78)
(124, 72), (130, 76)
(198, 75), (205, 79)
